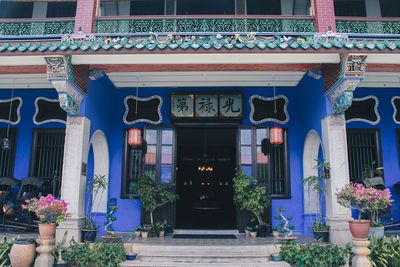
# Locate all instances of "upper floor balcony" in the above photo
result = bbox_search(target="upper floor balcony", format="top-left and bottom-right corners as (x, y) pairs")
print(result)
(0, 0), (399, 36)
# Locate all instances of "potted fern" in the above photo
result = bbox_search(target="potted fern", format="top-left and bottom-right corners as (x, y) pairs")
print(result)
(302, 159), (330, 242)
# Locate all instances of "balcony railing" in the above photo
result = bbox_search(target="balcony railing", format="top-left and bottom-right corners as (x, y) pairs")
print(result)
(336, 17), (400, 34)
(0, 18), (74, 36)
(95, 15), (316, 33)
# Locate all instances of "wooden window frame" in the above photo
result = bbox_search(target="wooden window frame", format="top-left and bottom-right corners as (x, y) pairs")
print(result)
(121, 126), (176, 199)
(238, 125), (290, 199)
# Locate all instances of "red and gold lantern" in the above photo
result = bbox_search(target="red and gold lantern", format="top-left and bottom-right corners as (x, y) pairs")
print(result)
(270, 126), (283, 145)
(128, 128), (141, 146)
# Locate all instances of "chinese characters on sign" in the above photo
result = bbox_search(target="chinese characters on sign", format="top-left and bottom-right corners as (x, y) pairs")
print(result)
(171, 93), (242, 119)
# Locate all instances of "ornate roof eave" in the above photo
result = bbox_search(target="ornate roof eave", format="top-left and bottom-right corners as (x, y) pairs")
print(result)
(1, 33), (400, 55)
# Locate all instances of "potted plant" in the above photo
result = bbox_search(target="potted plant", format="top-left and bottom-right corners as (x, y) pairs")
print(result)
(129, 174), (179, 225)
(233, 171), (270, 234)
(134, 226), (142, 237)
(272, 226), (280, 238)
(302, 159), (330, 242)
(103, 206), (121, 242)
(141, 225), (150, 238)
(82, 174), (108, 242)
(311, 219), (330, 243)
(9, 238), (35, 267)
(271, 236), (282, 261)
(361, 161), (384, 188)
(256, 222), (269, 237)
(245, 226), (252, 237)
(274, 206), (295, 239)
(22, 194), (70, 239)
(336, 183), (393, 240)
(248, 226), (257, 238)
(53, 231), (68, 267)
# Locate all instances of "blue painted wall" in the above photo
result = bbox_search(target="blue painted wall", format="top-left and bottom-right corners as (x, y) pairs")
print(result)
(347, 88), (400, 224)
(4, 78), (400, 235)
(0, 89), (65, 180)
(99, 73), (331, 234)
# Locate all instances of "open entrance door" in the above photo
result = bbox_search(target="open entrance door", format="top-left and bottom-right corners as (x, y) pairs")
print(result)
(176, 127), (237, 229)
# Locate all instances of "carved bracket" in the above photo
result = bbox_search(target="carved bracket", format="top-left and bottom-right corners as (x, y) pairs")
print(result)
(324, 54), (368, 115)
(44, 55), (86, 116)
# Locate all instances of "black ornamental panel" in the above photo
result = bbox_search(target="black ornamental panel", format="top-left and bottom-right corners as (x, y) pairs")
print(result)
(124, 96), (163, 124)
(345, 96), (379, 125)
(249, 95), (289, 124)
(34, 97), (67, 124)
(0, 97), (22, 124)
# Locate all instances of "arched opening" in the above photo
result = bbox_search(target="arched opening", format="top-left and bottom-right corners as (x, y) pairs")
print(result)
(88, 130), (110, 213)
(302, 130), (324, 233)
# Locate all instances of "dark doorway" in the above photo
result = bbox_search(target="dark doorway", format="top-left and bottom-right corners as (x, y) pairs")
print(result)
(176, 127), (237, 229)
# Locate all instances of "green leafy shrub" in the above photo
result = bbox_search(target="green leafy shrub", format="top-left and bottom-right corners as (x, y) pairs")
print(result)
(62, 239), (126, 267)
(368, 234), (400, 267)
(232, 171), (270, 225)
(280, 240), (349, 267)
(129, 174), (178, 225)
(0, 237), (14, 266)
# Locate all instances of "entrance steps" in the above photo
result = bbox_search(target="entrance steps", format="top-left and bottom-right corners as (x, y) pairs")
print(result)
(121, 239), (290, 267)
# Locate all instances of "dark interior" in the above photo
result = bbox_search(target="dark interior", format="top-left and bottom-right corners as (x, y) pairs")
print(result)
(176, 127), (237, 229)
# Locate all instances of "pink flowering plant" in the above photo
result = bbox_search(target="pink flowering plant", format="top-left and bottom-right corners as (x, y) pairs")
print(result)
(336, 183), (393, 225)
(22, 194), (71, 224)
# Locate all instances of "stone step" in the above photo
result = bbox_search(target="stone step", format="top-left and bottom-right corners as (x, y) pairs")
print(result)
(121, 260), (290, 267)
(173, 229), (240, 235)
(128, 244), (275, 255)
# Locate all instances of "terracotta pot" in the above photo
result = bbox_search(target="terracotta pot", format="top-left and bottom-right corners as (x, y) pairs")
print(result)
(348, 220), (370, 240)
(159, 230), (165, 237)
(245, 229), (250, 237)
(10, 239), (36, 267)
(272, 231), (280, 238)
(38, 223), (56, 239)
(141, 231), (148, 238)
(250, 231), (257, 238)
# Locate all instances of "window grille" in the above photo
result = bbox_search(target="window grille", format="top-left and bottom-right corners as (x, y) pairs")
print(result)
(346, 128), (382, 182)
(0, 128), (18, 177)
(30, 128), (65, 179)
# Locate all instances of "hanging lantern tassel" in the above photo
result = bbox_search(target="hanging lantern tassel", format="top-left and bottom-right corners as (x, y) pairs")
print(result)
(128, 128), (142, 146)
(1, 138), (10, 150)
(270, 126), (283, 145)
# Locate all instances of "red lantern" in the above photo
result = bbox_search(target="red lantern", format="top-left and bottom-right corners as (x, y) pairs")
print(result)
(270, 126), (283, 145)
(128, 128), (141, 146)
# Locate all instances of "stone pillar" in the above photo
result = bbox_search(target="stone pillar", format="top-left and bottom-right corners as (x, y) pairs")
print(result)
(56, 116), (91, 243)
(34, 238), (55, 267)
(352, 239), (371, 267)
(321, 115), (352, 247)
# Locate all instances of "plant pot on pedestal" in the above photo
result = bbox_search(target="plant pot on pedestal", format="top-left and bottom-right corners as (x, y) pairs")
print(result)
(39, 223), (56, 239)
(9, 238), (36, 267)
(348, 220), (370, 240)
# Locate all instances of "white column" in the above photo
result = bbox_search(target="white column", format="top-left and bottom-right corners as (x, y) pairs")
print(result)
(56, 116), (91, 242)
(321, 114), (352, 247)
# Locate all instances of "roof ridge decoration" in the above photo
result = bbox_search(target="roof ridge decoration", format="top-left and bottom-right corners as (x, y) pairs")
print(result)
(323, 53), (368, 115)
(1, 32), (400, 53)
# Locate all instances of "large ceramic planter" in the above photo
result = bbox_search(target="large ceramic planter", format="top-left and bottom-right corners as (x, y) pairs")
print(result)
(369, 226), (385, 238)
(81, 229), (97, 242)
(348, 220), (370, 240)
(313, 230), (329, 243)
(10, 238), (36, 267)
(38, 223), (56, 239)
